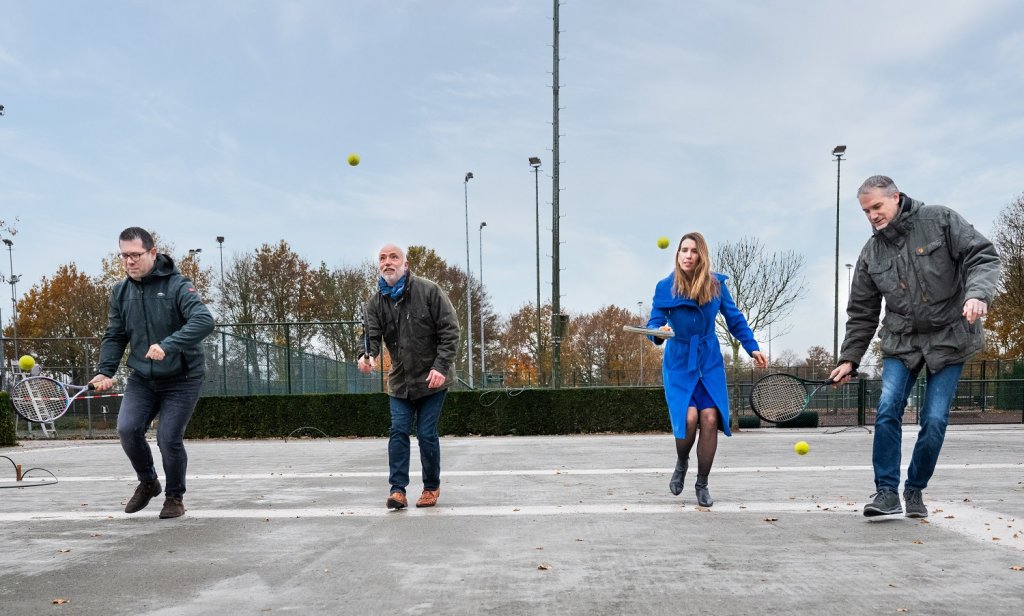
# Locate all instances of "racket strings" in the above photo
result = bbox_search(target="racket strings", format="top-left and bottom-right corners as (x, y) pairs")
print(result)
(13, 379), (69, 423)
(750, 376), (807, 422)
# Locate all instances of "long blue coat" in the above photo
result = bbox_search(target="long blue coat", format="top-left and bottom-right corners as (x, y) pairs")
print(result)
(646, 272), (760, 439)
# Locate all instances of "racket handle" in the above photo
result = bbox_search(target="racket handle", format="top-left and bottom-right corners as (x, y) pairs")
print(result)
(828, 369), (858, 384)
(87, 383), (96, 391)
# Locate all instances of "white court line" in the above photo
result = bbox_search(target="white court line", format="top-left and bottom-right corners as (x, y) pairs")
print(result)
(0, 501), (1019, 552)
(27, 462), (1023, 483)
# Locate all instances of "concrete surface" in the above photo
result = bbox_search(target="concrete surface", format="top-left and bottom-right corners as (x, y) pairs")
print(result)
(1, 426), (1023, 615)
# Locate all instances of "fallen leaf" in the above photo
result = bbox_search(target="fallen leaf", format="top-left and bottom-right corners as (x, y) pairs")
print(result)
(575, 538), (584, 542)
(992, 537), (1001, 541)
(1010, 565), (1023, 571)
(58, 548), (70, 553)
(513, 508), (520, 512)
(537, 564), (551, 570)
(888, 584), (897, 588)
(944, 515), (955, 519)
(896, 609), (908, 613)
(912, 540), (923, 545)
(535, 547), (544, 550)
(52, 599), (69, 605)
(933, 508), (943, 513)
(918, 520), (930, 525)
(764, 517), (779, 522)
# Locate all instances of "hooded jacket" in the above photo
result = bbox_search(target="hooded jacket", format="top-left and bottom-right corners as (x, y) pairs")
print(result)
(839, 194), (1000, 372)
(365, 272), (460, 400)
(97, 254), (214, 380)
(646, 272), (760, 439)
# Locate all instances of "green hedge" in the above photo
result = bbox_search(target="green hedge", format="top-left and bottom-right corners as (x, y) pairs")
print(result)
(0, 392), (15, 447)
(184, 387), (817, 439)
(186, 387), (673, 438)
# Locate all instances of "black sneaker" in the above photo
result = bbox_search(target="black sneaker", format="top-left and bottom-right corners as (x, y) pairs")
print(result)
(863, 489), (902, 517)
(125, 479), (162, 514)
(903, 488), (928, 518)
(159, 496), (186, 519)
(669, 458), (688, 496)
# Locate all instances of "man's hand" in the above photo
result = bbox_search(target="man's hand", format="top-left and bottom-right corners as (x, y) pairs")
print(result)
(751, 351), (768, 369)
(145, 344), (166, 361)
(357, 355), (376, 374)
(426, 369), (446, 389)
(828, 361), (856, 385)
(90, 374), (114, 392)
(963, 298), (988, 324)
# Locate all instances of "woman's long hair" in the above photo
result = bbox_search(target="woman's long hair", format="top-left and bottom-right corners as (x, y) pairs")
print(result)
(672, 231), (720, 305)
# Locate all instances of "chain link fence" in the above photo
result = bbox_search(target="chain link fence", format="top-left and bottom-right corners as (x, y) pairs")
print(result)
(4, 330), (1024, 439)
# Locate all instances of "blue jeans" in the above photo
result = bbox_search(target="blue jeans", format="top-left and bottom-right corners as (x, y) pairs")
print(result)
(117, 372), (203, 498)
(873, 358), (964, 492)
(388, 389), (447, 494)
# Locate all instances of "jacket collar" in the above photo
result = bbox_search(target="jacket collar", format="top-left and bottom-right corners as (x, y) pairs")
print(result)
(877, 193), (919, 242)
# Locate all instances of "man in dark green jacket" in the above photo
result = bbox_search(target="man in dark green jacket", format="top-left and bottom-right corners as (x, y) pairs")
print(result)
(831, 176), (999, 519)
(91, 227), (214, 519)
(358, 244), (460, 510)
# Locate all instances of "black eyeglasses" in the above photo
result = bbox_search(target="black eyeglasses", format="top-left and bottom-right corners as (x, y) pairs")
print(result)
(119, 251), (151, 262)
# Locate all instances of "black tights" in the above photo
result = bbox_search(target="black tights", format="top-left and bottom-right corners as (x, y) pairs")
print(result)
(674, 407), (719, 477)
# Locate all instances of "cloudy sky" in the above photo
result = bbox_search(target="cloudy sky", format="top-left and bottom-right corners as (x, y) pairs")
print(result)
(2, 0), (1022, 361)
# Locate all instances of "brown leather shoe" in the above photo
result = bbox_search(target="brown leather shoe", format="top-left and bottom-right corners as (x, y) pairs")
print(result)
(416, 489), (440, 508)
(386, 492), (408, 510)
(158, 496), (185, 519)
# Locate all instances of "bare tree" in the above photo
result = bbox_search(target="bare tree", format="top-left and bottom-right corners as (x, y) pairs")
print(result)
(713, 236), (806, 427)
(713, 236), (806, 358)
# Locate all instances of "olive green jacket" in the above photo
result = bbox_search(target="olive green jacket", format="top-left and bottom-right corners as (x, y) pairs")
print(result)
(839, 194), (1000, 372)
(365, 272), (460, 400)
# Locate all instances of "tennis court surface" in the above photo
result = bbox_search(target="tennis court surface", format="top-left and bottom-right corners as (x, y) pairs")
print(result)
(2, 426), (1022, 615)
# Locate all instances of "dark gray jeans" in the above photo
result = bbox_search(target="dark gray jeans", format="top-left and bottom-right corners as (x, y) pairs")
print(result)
(117, 372), (203, 498)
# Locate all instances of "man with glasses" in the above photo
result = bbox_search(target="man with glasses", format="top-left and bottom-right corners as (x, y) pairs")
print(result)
(91, 227), (213, 519)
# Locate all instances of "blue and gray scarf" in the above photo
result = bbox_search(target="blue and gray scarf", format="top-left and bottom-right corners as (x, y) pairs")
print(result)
(378, 273), (408, 300)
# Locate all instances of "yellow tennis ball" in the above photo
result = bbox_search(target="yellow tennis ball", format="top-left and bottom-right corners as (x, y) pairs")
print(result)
(347, 153), (360, 166)
(19, 355), (35, 371)
(794, 441), (809, 455)
(657, 236), (670, 249)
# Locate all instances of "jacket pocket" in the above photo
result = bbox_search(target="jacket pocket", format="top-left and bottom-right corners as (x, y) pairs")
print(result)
(915, 238), (957, 302)
(881, 310), (913, 334)
(868, 260), (900, 294)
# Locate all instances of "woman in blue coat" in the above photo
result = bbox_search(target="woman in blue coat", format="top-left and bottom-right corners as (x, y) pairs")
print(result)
(646, 232), (767, 506)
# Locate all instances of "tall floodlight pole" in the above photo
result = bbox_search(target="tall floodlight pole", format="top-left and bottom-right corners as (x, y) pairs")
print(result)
(637, 301), (644, 385)
(529, 156), (543, 385)
(3, 239), (19, 359)
(464, 172), (475, 389)
(479, 221), (487, 383)
(216, 236), (225, 287)
(832, 145), (846, 364)
(551, 0), (563, 388)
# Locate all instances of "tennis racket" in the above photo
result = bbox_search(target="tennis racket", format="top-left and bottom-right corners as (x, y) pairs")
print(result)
(622, 325), (675, 339)
(10, 377), (96, 423)
(748, 371), (857, 423)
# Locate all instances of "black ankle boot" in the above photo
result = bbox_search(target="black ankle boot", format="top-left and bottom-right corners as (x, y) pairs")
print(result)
(695, 475), (713, 507)
(669, 457), (688, 496)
